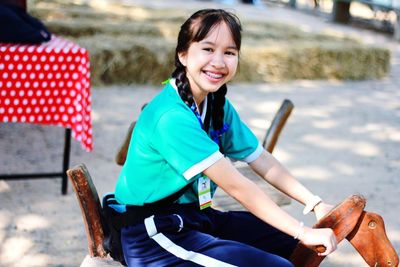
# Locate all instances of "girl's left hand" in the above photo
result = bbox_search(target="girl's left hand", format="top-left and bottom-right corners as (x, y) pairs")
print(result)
(313, 202), (334, 221)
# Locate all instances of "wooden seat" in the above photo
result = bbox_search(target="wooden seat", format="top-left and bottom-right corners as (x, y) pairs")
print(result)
(67, 99), (295, 265)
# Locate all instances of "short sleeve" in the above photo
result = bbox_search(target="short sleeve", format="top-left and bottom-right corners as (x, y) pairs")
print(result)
(151, 108), (223, 180)
(222, 100), (263, 162)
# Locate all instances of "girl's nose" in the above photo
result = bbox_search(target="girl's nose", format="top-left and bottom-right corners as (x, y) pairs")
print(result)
(211, 53), (225, 68)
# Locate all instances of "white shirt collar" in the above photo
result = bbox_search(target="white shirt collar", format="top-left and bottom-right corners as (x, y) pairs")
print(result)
(170, 78), (207, 123)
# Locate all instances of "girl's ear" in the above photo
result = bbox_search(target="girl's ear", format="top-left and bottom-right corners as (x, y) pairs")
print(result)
(178, 52), (187, 67)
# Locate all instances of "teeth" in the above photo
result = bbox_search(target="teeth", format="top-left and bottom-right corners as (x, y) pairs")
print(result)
(205, 71), (223, 79)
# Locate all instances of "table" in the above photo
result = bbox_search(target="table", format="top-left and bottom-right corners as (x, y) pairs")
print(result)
(0, 35), (93, 194)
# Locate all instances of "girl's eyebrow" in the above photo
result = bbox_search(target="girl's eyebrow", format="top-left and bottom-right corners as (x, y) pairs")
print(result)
(199, 41), (238, 50)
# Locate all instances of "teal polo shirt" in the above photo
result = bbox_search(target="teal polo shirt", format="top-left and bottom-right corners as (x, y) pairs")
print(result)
(115, 80), (263, 205)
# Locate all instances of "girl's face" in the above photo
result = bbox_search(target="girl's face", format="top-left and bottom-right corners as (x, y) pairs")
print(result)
(178, 22), (239, 103)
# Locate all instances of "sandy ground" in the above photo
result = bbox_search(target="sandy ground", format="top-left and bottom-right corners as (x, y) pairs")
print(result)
(1, 0), (400, 266)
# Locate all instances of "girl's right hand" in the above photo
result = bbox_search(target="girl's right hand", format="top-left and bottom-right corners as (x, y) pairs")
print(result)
(299, 227), (337, 256)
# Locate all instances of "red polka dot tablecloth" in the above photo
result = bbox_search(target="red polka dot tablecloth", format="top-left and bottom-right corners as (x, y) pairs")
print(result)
(0, 36), (93, 151)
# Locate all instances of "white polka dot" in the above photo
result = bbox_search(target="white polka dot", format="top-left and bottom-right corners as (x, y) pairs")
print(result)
(13, 55), (20, 61)
(29, 73), (36, 79)
(50, 81), (56, 88)
(9, 47), (16, 52)
(23, 55), (29, 61)
(59, 106), (65, 112)
(34, 107), (40, 113)
(46, 114), (51, 121)
(72, 73), (78, 80)
(36, 90), (42, 97)
(29, 115), (35, 122)
(31, 98), (37, 105)
(42, 81), (48, 88)
(8, 64), (14, 70)
(13, 116), (19, 122)
(35, 64), (41, 71)
(69, 64), (75, 71)
(58, 56), (64, 62)
(26, 64), (32, 70)
(2, 116), (9, 122)
(64, 73), (70, 79)
(67, 81), (73, 87)
(17, 64), (23, 70)
(10, 90), (16, 97)
(62, 114), (68, 121)
(44, 64), (50, 71)
(45, 47), (52, 53)
(0, 47), (6, 52)
(76, 114), (82, 121)
(4, 55), (10, 61)
(67, 56), (72, 62)
(68, 107), (74, 114)
(13, 99), (19, 105)
(56, 73), (61, 79)
(72, 47), (78, 54)
(47, 73), (53, 79)
(39, 98), (45, 105)
(50, 106), (56, 112)
(56, 98), (62, 104)
(45, 90), (51, 96)
(61, 64), (67, 71)
(65, 98), (71, 105)
(15, 82), (21, 88)
(21, 73), (27, 79)
(33, 82), (39, 88)
(52, 64), (59, 71)
(27, 47), (35, 53)
(26, 107), (32, 114)
(53, 90), (59, 96)
(22, 99), (28, 105)
(37, 47), (44, 53)
(54, 114), (60, 120)
(0, 107), (4, 113)
(43, 106), (48, 113)
(38, 115), (43, 121)
(11, 73), (18, 79)
(2, 72), (8, 79)
(0, 63), (4, 70)
(8, 107), (14, 113)
(24, 81), (30, 88)
(50, 56), (55, 62)
(19, 90), (25, 97)
(5, 99), (10, 105)
(27, 90), (33, 96)
(18, 47), (26, 53)
(59, 81), (64, 87)
(32, 55), (38, 61)
(6, 81), (12, 88)
(48, 98), (54, 105)
(39, 73), (44, 79)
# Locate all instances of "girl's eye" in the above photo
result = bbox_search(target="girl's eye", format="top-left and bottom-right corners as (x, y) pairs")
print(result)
(203, 48), (213, 52)
(225, 51), (237, 56)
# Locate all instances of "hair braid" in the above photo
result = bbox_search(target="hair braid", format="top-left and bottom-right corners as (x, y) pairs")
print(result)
(212, 84), (227, 131)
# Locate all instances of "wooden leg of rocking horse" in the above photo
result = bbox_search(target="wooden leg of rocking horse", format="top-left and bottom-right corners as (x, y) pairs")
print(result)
(346, 211), (399, 267)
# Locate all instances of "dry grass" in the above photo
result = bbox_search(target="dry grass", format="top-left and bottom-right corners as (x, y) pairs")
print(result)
(29, 0), (391, 85)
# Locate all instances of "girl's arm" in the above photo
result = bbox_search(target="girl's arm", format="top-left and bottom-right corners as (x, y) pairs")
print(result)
(203, 157), (337, 256)
(249, 150), (333, 220)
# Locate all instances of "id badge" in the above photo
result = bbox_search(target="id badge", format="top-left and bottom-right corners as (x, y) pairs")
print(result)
(198, 175), (212, 210)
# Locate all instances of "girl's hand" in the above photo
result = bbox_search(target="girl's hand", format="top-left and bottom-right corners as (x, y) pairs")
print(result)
(313, 202), (334, 221)
(299, 227), (337, 256)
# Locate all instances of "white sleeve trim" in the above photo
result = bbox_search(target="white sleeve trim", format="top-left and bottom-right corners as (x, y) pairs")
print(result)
(183, 151), (223, 180)
(242, 143), (263, 163)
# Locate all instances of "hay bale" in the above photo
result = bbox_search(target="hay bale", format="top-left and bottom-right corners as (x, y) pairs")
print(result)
(75, 35), (175, 86)
(237, 41), (390, 82)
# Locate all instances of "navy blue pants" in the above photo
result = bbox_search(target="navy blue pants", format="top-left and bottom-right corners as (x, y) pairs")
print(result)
(121, 203), (298, 267)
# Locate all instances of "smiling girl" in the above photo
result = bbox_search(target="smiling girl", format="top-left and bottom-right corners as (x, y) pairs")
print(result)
(113, 9), (337, 267)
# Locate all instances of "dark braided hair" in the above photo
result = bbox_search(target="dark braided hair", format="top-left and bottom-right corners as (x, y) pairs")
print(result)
(171, 9), (242, 150)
